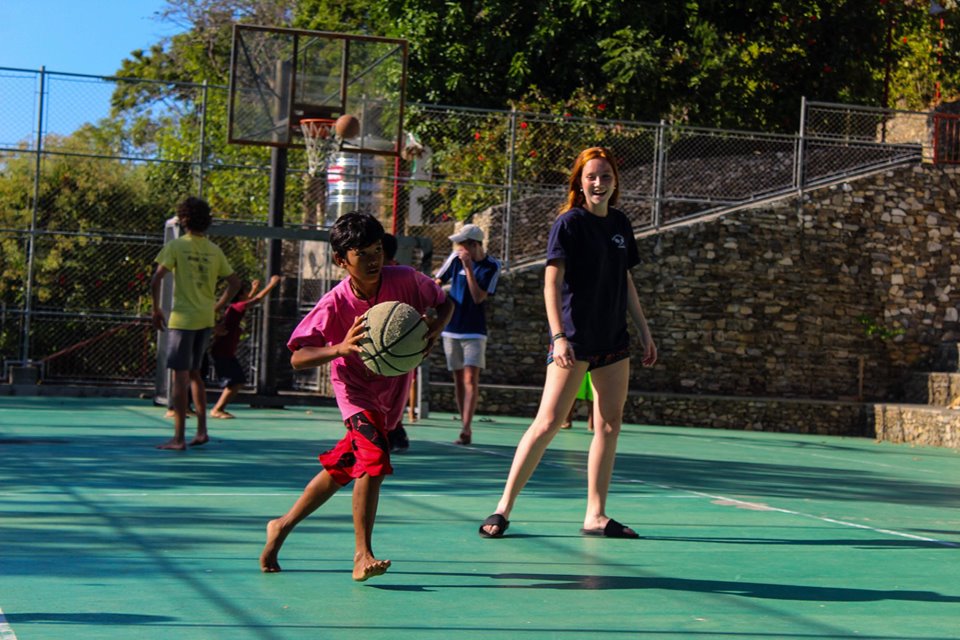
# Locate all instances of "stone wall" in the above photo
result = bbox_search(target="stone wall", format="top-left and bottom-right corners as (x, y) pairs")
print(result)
(428, 382), (867, 437)
(427, 164), (960, 409)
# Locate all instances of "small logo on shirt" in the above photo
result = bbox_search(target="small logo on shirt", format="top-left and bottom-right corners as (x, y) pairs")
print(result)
(611, 234), (626, 249)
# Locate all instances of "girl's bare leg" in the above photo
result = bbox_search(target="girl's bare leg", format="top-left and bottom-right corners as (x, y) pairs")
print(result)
(352, 473), (390, 581)
(583, 358), (634, 534)
(260, 471), (342, 572)
(481, 362), (588, 536)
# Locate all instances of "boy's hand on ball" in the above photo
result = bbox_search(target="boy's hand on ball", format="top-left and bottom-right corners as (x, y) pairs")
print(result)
(338, 315), (367, 357)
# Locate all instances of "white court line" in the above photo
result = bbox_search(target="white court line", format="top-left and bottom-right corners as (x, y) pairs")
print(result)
(0, 607), (18, 640)
(663, 432), (942, 476)
(625, 480), (960, 548)
(441, 440), (960, 548)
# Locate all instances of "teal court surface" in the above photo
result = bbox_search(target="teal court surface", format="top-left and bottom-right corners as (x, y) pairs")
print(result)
(1, 396), (958, 640)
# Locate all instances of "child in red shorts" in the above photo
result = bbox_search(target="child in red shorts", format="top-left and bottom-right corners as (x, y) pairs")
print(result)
(259, 212), (453, 581)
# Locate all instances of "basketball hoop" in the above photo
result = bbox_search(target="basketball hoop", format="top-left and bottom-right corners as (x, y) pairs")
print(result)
(300, 118), (338, 176)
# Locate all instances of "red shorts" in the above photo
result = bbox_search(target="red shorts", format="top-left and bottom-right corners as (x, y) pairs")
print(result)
(319, 410), (393, 486)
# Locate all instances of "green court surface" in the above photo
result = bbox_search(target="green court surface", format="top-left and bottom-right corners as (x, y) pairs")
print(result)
(1, 396), (958, 640)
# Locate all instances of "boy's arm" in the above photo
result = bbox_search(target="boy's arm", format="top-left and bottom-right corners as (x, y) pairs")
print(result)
(249, 275), (282, 305)
(290, 315), (366, 370)
(215, 273), (243, 313)
(150, 264), (170, 331)
(423, 296), (455, 353)
(460, 253), (489, 304)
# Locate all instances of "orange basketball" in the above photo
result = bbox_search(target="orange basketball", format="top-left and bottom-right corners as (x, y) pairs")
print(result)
(335, 114), (360, 139)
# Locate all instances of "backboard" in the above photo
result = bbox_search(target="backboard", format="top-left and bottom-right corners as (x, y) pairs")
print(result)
(228, 25), (408, 157)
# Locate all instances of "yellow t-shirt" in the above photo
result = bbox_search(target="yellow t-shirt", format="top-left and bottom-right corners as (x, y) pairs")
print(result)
(155, 234), (234, 330)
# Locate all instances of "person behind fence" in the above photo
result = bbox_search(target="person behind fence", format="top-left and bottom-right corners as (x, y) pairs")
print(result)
(478, 146), (657, 540)
(259, 212), (453, 581)
(434, 223), (501, 446)
(151, 196), (242, 451)
(209, 275), (282, 419)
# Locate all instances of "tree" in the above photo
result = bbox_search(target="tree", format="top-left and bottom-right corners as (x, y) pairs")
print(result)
(297, 0), (960, 131)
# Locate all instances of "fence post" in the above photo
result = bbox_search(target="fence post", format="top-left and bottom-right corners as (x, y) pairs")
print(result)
(795, 96), (807, 192)
(503, 108), (518, 272)
(652, 119), (666, 230)
(21, 66), (46, 365)
(196, 79), (208, 197)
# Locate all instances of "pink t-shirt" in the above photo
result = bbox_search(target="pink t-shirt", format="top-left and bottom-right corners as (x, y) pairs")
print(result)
(288, 265), (445, 430)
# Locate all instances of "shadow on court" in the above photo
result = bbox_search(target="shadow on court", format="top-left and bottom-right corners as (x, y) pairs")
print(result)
(2, 397), (959, 640)
(371, 571), (960, 602)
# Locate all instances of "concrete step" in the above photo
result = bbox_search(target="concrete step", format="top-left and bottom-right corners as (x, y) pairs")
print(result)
(901, 372), (960, 407)
(872, 403), (960, 448)
(930, 342), (960, 373)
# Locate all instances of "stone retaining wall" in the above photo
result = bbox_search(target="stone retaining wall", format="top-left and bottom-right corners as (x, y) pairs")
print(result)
(428, 164), (960, 406)
(423, 163), (960, 443)
(428, 382), (867, 437)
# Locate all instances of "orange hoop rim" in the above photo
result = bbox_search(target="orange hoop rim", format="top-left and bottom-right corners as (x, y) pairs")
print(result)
(300, 117), (336, 137)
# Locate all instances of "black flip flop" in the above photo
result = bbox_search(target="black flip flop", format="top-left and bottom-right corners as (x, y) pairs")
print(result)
(478, 513), (509, 538)
(580, 518), (639, 539)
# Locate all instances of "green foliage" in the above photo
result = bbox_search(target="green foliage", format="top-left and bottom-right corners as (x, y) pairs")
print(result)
(401, 1), (955, 129)
(408, 87), (649, 220)
(0, 126), (169, 315)
(858, 314), (906, 342)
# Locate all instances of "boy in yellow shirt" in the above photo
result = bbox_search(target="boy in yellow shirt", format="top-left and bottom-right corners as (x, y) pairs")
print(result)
(151, 197), (241, 450)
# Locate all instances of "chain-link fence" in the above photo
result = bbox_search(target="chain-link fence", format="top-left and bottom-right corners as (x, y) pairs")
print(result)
(0, 67), (942, 387)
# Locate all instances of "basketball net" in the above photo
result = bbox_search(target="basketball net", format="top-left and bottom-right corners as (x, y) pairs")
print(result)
(300, 118), (339, 177)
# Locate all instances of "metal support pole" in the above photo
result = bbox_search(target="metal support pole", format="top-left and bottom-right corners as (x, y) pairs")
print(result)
(503, 108), (518, 272)
(795, 97), (807, 193)
(652, 120), (666, 230)
(21, 66), (46, 364)
(196, 80), (208, 197)
(795, 96), (808, 228)
(258, 147), (287, 396)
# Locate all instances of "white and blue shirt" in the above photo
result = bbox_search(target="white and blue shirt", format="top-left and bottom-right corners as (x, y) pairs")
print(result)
(436, 253), (501, 339)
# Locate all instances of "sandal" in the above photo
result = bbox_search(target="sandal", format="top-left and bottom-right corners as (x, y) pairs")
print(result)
(478, 513), (509, 538)
(454, 431), (471, 446)
(580, 518), (640, 539)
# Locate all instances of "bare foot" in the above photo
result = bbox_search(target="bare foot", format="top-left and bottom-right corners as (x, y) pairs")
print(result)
(210, 410), (235, 419)
(189, 433), (209, 447)
(353, 552), (391, 581)
(260, 519), (288, 573)
(164, 409), (195, 418)
(156, 439), (186, 451)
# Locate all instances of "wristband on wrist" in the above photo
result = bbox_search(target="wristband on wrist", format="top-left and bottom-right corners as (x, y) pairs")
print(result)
(552, 332), (567, 342)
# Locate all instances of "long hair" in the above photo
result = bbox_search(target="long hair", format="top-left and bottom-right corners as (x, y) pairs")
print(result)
(560, 147), (621, 214)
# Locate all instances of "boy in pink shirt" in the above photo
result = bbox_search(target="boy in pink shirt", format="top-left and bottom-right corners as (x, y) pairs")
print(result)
(260, 212), (453, 581)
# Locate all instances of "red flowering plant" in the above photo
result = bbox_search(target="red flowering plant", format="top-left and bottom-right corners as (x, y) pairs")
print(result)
(414, 87), (624, 221)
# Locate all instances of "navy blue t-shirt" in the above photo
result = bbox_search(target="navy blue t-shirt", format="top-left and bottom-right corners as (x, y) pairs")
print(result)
(436, 253), (502, 338)
(545, 207), (640, 357)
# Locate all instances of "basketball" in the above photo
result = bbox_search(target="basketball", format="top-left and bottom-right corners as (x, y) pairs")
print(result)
(336, 114), (361, 139)
(359, 301), (427, 376)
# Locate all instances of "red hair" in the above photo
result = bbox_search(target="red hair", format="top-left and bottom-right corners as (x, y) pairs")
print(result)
(560, 147), (621, 214)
